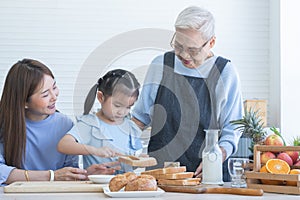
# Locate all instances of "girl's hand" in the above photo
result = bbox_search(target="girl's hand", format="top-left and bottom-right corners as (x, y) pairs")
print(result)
(54, 167), (88, 181)
(94, 146), (123, 157)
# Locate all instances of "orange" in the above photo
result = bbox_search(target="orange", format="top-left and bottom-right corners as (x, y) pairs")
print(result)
(259, 165), (283, 185)
(286, 169), (300, 186)
(259, 165), (268, 173)
(266, 159), (290, 174)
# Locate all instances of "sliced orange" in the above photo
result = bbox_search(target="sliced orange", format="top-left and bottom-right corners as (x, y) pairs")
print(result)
(286, 169), (300, 186)
(265, 159), (290, 174)
(289, 169), (300, 174)
(259, 165), (283, 185)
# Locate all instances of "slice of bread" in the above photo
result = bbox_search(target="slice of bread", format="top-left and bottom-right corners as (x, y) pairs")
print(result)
(141, 166), (187, 175)
(157, 178), (201, 186)
(151, 172), (194, 180)
(118, 156), (157, 167)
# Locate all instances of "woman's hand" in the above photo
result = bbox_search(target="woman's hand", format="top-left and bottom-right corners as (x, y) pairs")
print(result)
(86, 161), (121, 175)
(54, 167), (88, 181)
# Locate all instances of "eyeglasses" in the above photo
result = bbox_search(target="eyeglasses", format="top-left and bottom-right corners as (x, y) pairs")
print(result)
(170, 33), (210, 57)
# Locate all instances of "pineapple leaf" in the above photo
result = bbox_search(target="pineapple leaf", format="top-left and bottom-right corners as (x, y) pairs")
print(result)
(293, 136), (300, 146)
(270, 126), (286, 146)
(230, 106), (266, 153)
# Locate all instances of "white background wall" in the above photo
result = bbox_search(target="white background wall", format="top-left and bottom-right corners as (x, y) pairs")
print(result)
(1, 0), (293, 141)
(281, 0), (300, 144)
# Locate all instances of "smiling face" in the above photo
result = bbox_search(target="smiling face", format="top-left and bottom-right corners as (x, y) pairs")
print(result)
(97, 90), (137, 124)
(25, 74), (59, 121)
(173, 28), (215, 68)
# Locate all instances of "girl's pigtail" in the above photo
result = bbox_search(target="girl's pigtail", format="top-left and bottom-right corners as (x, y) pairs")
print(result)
(83, 83), (98, 115)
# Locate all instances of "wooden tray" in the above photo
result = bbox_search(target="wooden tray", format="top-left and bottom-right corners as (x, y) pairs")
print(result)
(4, 181), (106, 193)
(252, 145), (300, 171)
(246, 171), (300, 194)
(246, 145), (300, 195)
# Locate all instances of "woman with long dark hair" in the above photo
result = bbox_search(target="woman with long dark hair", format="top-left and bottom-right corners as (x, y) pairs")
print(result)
(0, 59), (118, 185)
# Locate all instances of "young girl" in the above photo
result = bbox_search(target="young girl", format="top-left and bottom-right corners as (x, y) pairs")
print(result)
(57, 69), (143, 173)
(0, 59), (117, 185)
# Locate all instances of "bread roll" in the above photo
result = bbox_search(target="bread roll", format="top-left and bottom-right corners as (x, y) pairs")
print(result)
(109, 175), (128, 192)
(125, 175), (157, 191)
(108, 173), (157, 192)
(123, 172), (138, 182)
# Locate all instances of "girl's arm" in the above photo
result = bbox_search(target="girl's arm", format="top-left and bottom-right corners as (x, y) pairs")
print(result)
(57, 134), (92, 155)
(57, 134), (121, 157)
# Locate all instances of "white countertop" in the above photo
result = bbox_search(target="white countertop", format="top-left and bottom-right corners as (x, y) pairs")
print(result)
(1, 186), (300, 200)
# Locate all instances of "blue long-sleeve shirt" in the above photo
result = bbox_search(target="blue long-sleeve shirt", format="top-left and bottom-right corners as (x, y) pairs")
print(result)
(132, 54), (244, 159)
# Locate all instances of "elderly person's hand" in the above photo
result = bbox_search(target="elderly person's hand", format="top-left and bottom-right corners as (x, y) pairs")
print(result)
(194, 147), (227, 178)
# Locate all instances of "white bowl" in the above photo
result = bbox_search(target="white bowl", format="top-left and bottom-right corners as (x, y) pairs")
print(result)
(88, 175), (115, 184)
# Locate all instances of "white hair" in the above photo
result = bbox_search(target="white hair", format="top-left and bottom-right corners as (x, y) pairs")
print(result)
(175, 6), (215, 40)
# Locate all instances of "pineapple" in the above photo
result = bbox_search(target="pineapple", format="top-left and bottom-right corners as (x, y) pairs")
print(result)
(293, 136), (300, 146)
(230, 107), (267, 152)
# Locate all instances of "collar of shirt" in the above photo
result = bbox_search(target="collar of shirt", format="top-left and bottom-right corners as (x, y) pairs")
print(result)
(174, 55), (217, 78)
(76, 114), (132, 138)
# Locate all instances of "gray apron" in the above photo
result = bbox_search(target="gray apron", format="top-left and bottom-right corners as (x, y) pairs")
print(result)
(148, 51), (230, 181)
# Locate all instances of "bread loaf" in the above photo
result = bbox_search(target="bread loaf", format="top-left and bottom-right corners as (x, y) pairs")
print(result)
(141, 166), (186, 175)
(157, 178), (201, 186)
(140, 166), (200, 186)
(151, 172), (194, 180)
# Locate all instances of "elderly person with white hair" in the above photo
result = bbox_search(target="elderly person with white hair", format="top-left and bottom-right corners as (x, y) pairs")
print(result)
(132, 6), (243, 181)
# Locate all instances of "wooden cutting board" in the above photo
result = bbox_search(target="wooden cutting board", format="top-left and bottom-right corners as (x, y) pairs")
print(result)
(159, 185), (264, 196)
(4, 181), (106, 193)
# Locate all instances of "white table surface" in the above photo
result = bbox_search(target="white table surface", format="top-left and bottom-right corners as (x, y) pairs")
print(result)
(1, 186), (300, 200)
